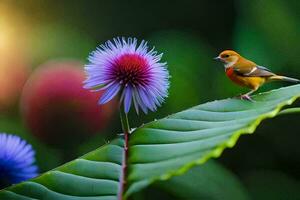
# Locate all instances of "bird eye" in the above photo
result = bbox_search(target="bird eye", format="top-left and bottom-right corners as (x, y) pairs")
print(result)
(223, 54), (229, 58)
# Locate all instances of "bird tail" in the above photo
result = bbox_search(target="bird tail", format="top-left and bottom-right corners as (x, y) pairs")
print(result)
(269, 75), (300, 83)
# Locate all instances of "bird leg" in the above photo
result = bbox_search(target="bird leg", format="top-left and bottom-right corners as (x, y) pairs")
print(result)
(240, 89), (257, 101)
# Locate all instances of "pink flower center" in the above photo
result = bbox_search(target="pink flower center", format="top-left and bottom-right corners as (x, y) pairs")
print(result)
(112, 54), (151, 86)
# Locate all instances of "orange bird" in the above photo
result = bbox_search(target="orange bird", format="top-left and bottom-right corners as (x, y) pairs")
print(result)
(214, 50), (300, 100)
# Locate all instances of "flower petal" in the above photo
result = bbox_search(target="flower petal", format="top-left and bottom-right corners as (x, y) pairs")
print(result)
(0, 133), (38, 185)
(124, 87), (133, 113)
(99, 83), (120, 104)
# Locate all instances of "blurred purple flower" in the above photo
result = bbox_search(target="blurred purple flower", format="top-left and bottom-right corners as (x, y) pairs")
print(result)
(84, 37), (169, 114)
(0, 133), (38, 188)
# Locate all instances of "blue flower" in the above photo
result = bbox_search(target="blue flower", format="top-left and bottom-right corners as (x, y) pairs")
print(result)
(0, 133), (38, 188)
(84, 37), (170, 114)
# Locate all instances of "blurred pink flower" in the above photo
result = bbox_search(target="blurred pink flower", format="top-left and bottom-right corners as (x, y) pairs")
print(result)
(21, 60), (116, 147)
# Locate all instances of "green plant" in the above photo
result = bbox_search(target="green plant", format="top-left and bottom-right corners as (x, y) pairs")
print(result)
(1, 84), (299, 199)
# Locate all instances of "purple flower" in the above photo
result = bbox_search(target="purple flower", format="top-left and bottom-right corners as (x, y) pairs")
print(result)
(0, 133), (38, 188)
(84, 37), (169, 114)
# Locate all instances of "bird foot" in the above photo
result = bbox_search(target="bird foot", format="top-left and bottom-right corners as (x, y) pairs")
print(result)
(240, 94), (254, 102)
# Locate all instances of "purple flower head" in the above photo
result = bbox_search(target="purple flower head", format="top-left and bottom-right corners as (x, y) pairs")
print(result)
(84, 37), (169, 114)
(0, 133), (38, 188)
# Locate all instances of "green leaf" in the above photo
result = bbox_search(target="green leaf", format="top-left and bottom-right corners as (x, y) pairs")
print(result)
(149, 31), (215, 111)
(243, 170), (300, 200)
(0, 139), (124, 200)
(153, 161), (249, 200)
(278, 107), (300, 116)
(125, 84), (300, 196)
(1, 85), (300, 199)
(236, 0), (300, 69)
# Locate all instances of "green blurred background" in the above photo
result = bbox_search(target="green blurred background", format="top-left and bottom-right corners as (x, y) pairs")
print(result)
(0, 0), (299, 199)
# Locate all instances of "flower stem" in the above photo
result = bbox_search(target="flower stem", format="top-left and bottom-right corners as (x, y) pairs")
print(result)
(120, 106), (130, 135)
(118, 105), (130, 200)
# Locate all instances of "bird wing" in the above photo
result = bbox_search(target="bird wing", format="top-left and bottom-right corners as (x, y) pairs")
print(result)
(233, 65), (275, 77)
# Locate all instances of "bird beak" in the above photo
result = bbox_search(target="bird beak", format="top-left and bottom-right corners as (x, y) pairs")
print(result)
(213, 56), (221, 61)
